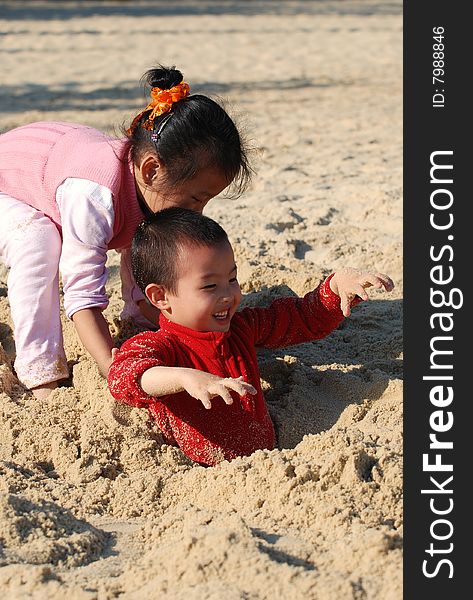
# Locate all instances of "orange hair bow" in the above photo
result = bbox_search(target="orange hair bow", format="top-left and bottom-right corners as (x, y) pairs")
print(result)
(127, 81), (190, 135)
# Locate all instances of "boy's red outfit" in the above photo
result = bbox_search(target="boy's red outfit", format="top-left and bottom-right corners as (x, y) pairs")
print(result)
(108, 275), (352, 466)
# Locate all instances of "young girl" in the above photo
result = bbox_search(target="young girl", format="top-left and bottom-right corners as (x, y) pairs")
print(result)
(108, 208), (394, 467)
(0, 65), (251, 399)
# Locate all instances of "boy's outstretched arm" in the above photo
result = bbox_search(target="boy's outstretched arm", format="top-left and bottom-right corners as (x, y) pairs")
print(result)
(329, 268), (394, 317)
(238, 269), (394, 349)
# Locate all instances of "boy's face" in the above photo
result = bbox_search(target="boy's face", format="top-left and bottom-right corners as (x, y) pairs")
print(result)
(164, 240), (242, 332)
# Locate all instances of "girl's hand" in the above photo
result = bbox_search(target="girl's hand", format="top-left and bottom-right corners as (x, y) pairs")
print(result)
(180, 370), (257, 410)
(329, 268), (394, 317)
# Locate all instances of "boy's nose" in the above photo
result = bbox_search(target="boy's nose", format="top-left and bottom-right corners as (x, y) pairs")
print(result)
(220, 289), (236, 304)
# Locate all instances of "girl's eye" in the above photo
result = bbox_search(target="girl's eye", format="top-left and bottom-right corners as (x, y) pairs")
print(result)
(229, 277), (238, 284)
(201, 284), (216, 290)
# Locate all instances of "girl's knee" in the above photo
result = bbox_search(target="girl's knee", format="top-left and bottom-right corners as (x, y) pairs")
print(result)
(6, 215), (62, 298)
(3, 210), (62, 270)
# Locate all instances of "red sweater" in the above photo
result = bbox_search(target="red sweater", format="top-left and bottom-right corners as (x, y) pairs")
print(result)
(108, 275), (349, 466)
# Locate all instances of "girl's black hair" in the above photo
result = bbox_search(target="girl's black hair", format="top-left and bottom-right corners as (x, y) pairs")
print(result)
(131, 207), (229, 294)
(126, 65), (253, 198)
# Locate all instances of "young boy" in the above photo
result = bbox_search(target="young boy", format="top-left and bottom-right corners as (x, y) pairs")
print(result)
(108, 208), (394, 466)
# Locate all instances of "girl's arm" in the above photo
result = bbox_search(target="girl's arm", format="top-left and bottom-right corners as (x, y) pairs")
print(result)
(72, 307), (115, 377)
(57, 179), (116, 376)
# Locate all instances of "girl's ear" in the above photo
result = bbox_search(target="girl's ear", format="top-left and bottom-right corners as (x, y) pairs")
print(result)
(145, 283), (171, 310)
(140, 153), (163, 185)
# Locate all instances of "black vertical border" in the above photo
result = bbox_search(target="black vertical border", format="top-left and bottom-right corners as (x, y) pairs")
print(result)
(404, 1), (468, 596)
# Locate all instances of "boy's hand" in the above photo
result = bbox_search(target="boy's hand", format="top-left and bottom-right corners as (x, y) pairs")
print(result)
(329, 268), (394, 317)
(180, 370), (257, 410)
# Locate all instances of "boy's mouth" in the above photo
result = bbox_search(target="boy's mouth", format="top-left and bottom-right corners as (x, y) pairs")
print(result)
(213, 309), (230, 320)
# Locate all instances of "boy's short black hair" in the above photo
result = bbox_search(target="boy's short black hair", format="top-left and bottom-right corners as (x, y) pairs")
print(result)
(131, 207), (229, 294)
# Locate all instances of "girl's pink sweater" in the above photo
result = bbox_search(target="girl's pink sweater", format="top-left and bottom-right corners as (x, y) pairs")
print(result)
(0, 121), (143, 250)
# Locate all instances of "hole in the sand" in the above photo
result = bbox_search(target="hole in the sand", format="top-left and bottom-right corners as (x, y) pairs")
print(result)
(100, 464), (124, 480)
(356, 454), (377, 482)
(35, 461), (57, 477)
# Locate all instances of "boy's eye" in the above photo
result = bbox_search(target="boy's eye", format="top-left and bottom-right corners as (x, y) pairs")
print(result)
(229, 277), (238, 284)
(201, 284), (216, 290)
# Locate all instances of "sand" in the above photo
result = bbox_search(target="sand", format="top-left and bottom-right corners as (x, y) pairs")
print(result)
(0, 1), (403, 598)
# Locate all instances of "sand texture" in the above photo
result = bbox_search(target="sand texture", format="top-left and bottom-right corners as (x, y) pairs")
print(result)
(0, 2), (402, 598)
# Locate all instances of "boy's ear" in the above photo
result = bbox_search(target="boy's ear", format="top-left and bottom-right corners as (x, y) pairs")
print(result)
(145, 283), (171, 310)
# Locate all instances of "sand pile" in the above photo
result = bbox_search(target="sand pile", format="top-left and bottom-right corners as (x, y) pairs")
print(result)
(1, 2), (402, 598)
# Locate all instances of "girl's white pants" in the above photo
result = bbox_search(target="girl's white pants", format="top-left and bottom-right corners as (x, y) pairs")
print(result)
(0, 193), (69, 388)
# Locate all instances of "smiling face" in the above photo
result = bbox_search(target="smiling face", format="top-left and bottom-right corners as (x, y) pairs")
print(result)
(159, 240), (242, 332)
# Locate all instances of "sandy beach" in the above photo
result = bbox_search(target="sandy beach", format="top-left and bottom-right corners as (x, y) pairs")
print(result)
(0, 1), (403, 598)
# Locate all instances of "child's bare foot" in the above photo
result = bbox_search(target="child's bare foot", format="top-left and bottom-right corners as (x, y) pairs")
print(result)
(31, 381), (58, 400)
